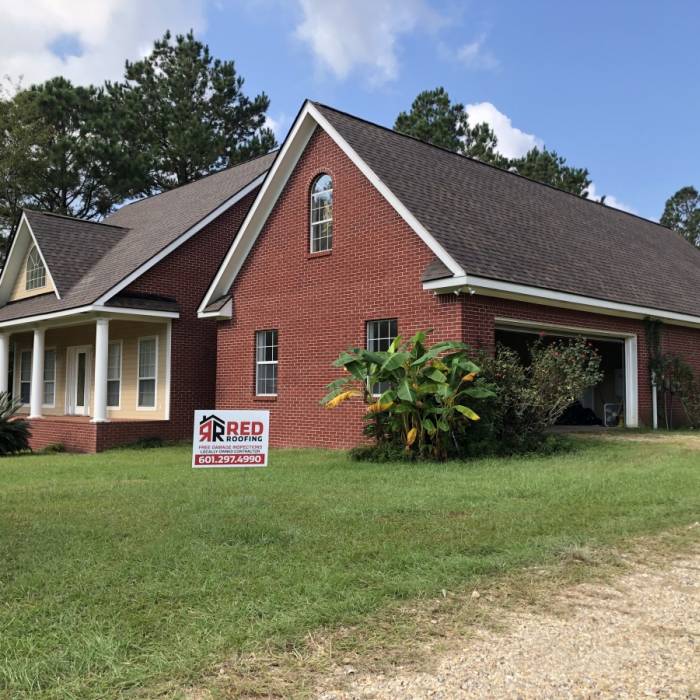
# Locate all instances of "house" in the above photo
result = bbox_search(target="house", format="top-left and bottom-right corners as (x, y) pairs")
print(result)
(200, 101), (700, 448)
(0, 152), (275, 452)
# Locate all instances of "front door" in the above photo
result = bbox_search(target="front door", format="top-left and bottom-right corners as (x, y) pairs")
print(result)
(66, 346), (91, 416)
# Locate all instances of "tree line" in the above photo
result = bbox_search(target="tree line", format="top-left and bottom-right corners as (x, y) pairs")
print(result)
(1, 39), (697, 250)
(0, 30), (276, 237)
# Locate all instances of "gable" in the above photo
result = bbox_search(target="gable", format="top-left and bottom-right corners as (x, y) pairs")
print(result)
(199, 101), (463, 316)
(0, 215), (59, 306)
(9, 243), (56, 301)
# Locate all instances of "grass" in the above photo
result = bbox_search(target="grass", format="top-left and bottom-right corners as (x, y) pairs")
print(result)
(1, 438), (699, 698)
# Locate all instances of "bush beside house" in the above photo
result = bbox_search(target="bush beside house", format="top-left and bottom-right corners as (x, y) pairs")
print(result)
(323, 332), (604, 461)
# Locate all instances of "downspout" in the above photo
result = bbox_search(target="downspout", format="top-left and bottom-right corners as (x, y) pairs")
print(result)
(651, 371), (658, 430)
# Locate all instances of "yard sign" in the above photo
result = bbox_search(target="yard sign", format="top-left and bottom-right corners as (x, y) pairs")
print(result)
(193, 410), (270, 467)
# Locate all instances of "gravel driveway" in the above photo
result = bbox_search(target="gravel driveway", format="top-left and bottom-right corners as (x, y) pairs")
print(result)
(319, 546), (700, 699)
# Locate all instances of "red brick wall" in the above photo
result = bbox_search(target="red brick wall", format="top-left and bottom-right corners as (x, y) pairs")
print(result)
(216, 129), (463, 448)
(123, 190), (258, 442)
(214, 127), (700, 446)
(28, 418), (97, 453)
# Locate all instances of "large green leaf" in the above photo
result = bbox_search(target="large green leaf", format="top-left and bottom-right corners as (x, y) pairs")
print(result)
(381, 352), (411, 372)
(463, 386), (496, 399)
(455, 404), (480, 421)
(425, 368), (447, 383)
(397, 379), (416, 402)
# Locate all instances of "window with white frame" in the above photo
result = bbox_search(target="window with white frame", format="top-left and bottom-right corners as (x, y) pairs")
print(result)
(255, 330), (278, 396)
(107, 341), (122, 408)
(25, 246), (46, 290)
(367, 319), (398, 395)
(19, 350), (31, 404)
(137, 337), (157, 408)
(310, 174), (333, 253)
(43, 349), (56, 406)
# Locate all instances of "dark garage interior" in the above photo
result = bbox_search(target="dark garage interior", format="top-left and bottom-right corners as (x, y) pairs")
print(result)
(495, 327), (626, 427)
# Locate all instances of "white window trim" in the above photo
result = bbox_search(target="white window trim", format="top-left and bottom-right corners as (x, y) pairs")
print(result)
(18, 349), (32, 407)
(107, 340), (123, 411)
(25, 245), (47, 291)
(42, 346), (56, 408)
(310, 174), (333, 253)
(366, 319), (398, 397)
(136, 335), (158, 411)
(255, 330), (278, 397)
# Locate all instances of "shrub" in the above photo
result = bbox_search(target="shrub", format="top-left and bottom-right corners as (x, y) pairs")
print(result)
(322, 330), (495, 461)
(0, 392), (31, 455)
(41, 443), (66, 454)
(478, 337), (603, 449)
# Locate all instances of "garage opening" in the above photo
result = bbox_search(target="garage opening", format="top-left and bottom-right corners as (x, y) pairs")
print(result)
(495, 325), (628, 427)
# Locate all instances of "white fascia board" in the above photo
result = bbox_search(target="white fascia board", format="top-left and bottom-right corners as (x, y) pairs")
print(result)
(95, 174), (266, 306)
(0, 214), (61, 303)
(197, 298), (232, 320)
(0, 304), (179, 329)
(198, 103), (316, 314)
(198, 100), (466, 313)
(423, 274), (700, 328)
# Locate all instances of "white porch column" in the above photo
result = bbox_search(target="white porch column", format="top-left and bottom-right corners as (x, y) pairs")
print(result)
(29, 327), (45, 419)
(92, 318), (110, 423)
(0, 333), (9, 394)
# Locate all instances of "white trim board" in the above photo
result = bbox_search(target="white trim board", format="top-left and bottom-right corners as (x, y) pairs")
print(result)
(95, 174), (266, 305)
(198, 100), (466, 317)
(0, 305), (179, 330)
(425, 275), (700, 329)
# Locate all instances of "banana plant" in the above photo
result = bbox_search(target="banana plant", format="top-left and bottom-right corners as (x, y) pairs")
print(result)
(322, 330), (495, 460)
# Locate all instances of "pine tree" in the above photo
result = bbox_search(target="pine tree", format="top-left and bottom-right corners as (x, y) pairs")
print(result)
(394, 87), (505, 166)
(110, 30), (277, 193)
(660, 186), (700, 247)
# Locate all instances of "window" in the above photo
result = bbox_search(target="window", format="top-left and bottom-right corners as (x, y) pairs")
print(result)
(137, 337), (157, 408)
(255, 330), (278, 396)
(19, 350), (31, 404)
(25, 246), (46, 290)
(310, 174), (333, 253)
(367, 319), (398, 396)
(107, 342), (122, 408)
(43, 349), (56, 406)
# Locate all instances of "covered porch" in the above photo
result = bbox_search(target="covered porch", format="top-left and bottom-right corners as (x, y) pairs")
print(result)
(0, 308), (176, 451)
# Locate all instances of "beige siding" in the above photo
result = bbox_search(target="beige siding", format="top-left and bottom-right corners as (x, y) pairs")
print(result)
(9, 246), (55, 301)
(12, 321), (169, 420)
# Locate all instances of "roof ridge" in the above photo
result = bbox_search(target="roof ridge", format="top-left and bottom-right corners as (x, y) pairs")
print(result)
(311, 101), (680, 235)
(112, 149), (279, 213)
(24, 209), (130, 231)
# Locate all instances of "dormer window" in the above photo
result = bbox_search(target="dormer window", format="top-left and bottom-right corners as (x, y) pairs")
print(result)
(25, 246), (46, 290)
(310, 174), (333, 253)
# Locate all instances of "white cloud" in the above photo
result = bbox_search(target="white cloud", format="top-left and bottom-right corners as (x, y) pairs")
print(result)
(456, 35), (498, 71)
(465, 102), (542, 159)
(294, 0), (442, 83)
(465, 102), (634, 211)
(0, 0), (207, 87)
(264, 112), (289, 140)
(586, 183), (636, 213)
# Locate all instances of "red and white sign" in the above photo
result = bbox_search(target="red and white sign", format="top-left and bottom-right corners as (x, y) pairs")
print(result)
(192, 410), (269, 468)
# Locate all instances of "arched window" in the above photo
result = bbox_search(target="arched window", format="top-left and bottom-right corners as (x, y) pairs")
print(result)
(25, 246), (46, 290)
(310, 174), (333, 252)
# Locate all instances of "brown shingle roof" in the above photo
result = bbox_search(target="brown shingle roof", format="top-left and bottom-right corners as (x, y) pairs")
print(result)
(0, 152), (275, 323)
(314, 103), (700, 318)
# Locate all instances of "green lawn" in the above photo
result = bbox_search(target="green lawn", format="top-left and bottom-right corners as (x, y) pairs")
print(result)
(1, 438), (699, 698)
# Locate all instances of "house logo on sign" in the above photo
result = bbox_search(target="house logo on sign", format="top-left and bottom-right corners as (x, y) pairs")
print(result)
(199, 414), (226, 442)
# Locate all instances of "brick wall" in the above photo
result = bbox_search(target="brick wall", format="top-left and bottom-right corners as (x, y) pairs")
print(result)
(216, 129), (463, 448)
(215, 127), (700, 447)
(123, 189), (258, 443)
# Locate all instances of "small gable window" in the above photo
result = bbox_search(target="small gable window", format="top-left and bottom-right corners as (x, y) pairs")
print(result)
(25, 246), (46, 290)
(310, 174), (333, 253)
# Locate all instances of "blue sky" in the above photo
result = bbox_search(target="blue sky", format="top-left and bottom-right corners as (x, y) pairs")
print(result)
(3, 0), (698, 220)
